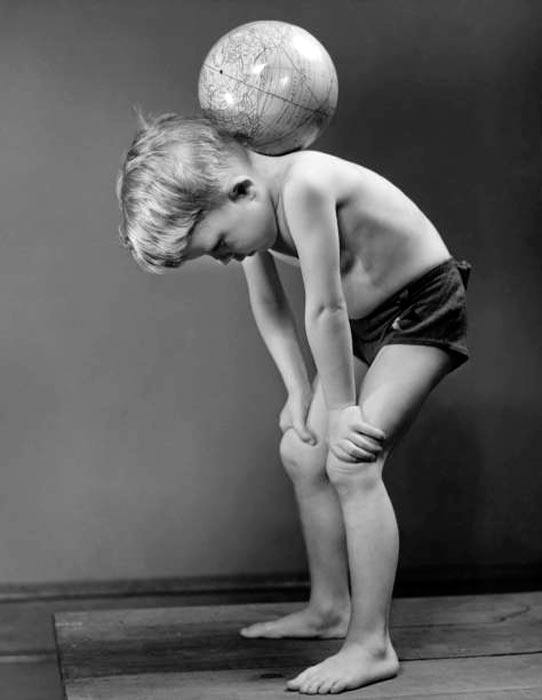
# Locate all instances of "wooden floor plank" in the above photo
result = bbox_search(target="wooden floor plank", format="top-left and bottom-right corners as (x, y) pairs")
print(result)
(4, 589), (541, 699)
(5, 590), (538, 656)
(0, 588), (304, 655)
(65, 653), (542, 699)
(54, 593), (542, 680)
(53, 592), (542, 698)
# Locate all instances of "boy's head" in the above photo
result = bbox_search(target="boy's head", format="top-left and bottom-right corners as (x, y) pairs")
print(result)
(116, 112), (277, 272)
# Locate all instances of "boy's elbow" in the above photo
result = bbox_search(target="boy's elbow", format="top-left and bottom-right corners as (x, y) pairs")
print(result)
(305, 301), (348, 322)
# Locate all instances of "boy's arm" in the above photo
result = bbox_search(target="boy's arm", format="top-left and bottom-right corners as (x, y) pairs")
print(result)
(281, 175), (356, 412)
(241, 251), (311, 397)
(281, 175), (387, 462)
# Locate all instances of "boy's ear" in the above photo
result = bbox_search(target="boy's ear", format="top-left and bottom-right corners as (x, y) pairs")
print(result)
(228, 177), (255, 201)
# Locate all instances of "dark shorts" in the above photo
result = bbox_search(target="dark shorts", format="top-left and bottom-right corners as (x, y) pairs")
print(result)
(349, 258), (472, 369)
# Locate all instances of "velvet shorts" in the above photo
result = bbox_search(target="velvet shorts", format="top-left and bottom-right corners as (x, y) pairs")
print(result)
(348, 258), (471, 369)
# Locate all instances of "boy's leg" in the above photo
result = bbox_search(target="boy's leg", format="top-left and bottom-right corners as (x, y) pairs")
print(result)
(287, 344), (454, 694)
(241, 362), (366, 639)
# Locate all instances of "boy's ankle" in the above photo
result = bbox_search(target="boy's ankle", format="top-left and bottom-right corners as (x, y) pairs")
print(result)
(308, 596), (351, 621)
(344, 631), (394, 657)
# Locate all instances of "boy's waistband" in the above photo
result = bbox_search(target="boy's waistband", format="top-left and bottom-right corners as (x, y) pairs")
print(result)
(393, 257), (471, 304)
(351, 258), (472, 323)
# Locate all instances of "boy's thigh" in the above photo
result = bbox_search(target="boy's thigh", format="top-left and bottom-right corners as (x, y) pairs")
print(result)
(307, 358), (367, 435)
(279, 378), (327, 472)
(357, 343), (453, 452)
(280, 360), (366, 467)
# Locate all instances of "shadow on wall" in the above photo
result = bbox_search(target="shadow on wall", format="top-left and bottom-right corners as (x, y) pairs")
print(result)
(386, 384), (484, 571)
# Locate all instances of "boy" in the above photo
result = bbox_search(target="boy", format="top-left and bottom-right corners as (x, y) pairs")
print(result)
(117, 113), (471, 695)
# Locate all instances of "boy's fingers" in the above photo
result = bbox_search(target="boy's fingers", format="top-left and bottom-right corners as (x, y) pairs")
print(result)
(345, 438), (379, 459)
(295, 423), (317, 446)
(280, 419), (293, 434)
(355, 421), (386, 442)
(350, 434), (383, 454)
(331, 443), (370, 463)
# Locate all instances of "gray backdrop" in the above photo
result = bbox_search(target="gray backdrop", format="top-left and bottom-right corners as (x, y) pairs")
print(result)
(1, 0), (540, 584)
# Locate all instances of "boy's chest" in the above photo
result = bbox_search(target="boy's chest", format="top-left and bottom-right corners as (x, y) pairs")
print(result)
(268, 210), (413, 319)
(269, 244), (387, 318)
(269, 234), (355, 275)
(270, 196), (360, 275)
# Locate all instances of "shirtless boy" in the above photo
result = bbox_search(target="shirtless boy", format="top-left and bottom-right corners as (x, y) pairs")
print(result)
(116, 113), (471, 695)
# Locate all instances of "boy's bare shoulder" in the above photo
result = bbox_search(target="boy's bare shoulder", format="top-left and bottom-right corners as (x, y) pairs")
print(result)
(281, 150), (361, 202)
(284, 150), (344, 183)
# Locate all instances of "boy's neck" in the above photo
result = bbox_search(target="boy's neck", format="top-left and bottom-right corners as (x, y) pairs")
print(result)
(246, 150), (290, 207)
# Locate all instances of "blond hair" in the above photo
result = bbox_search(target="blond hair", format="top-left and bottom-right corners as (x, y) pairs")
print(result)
(116, 111), (240, 273)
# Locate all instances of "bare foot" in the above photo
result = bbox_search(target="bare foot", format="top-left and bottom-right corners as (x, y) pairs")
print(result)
(286, 638), (399, 694)
(240, 605), (350, 639)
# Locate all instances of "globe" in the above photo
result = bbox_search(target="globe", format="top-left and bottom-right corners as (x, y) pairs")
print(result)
(198, 21), (339, 156)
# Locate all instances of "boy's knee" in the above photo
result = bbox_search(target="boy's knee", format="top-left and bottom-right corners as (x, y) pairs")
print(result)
(279, 429), (327, 482)
(325, 451), (386, 495)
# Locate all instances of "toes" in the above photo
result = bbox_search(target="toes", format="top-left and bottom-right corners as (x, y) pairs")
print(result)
(329, 680), (347, 694)
(300, 677), (320, 694)
(286, 673), (304, 691)
(288, 667), (315, 691)
(240, 622), (271, 638)
(317, 677), (335, 694)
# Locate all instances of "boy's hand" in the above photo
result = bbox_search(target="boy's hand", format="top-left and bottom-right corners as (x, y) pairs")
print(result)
(328, 405), (386, 463)
(279, 387), (318, 446)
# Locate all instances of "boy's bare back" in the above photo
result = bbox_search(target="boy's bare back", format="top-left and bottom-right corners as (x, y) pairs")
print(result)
(268, 150), (451, 319)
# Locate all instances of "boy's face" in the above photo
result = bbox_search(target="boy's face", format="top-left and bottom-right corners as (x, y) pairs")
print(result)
(185, 181), (277, 265)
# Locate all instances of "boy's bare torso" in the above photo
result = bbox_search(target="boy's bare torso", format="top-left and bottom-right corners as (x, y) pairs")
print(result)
(269, 151), (451, 320)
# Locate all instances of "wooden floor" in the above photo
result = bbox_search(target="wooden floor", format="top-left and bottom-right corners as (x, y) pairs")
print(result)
(50, 591), (542, 699)
(0, 585), (306, 700)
